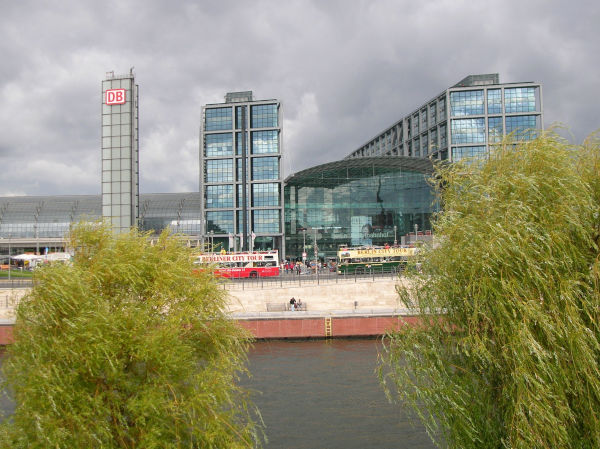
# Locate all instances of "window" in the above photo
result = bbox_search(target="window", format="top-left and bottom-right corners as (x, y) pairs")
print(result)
(204, 159), (233, 182)
(205, 107), (232, 131)
(252, 183), (280, 207)
(451, 119), (485, 144)
(429, 104), (436, 126)
(487, 89), (502, 114)
(253, 209), (280, 233)
(236, 158), (249, 181)
(452, 146), (487, 162)
(206, 211), (233, 233)
(235, 106), (247, 129)
(430, 129), (438, 152)
(505, 115), (539, 140)
(205, 133), (233, 157)
(440, 124), (447, 148)
(251, 104), (278, 128)
(252, 157), (279, 180)
(439, 98), (446, 120)
(504, 87), (537, 113)
(252, 130), (279, 154)
(237, 184), (250, 208)
(205, 185), (233, 208)
(450, 90), (484, 116)
(235, 132), (249, 155)
(488, 117), (503, 142)
(422, 135), (428, 156)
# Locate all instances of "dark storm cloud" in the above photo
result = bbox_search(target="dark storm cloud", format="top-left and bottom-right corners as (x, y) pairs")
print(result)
(0, 0), (598, 196)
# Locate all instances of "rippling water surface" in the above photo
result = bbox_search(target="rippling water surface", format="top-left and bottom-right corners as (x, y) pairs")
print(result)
(244, 339), (434, 448)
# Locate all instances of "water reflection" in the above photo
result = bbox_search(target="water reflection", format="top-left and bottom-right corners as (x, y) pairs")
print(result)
(244, 339), (434, 449)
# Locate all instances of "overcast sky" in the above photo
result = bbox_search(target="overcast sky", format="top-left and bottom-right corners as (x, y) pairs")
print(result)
(1, 0), (598, 196)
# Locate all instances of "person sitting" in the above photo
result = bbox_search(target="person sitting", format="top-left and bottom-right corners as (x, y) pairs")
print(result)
(296, 298), (303, 310)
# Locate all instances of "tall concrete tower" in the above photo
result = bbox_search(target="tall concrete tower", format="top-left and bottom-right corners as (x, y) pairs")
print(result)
(101, 70), (139, 232)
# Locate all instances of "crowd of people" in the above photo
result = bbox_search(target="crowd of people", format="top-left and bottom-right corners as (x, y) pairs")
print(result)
(281, 260), (336, 275)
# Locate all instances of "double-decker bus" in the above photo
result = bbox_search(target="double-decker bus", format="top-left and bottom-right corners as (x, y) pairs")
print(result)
(336, 246), (417, 274)
(194, 250), (280, 278)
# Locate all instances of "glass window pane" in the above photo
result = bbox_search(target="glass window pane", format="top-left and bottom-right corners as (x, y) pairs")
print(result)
(451, 118), (485, 144)
(251, 104), (278, 128)
(450, 90), (484, 116)
(205, 133), (233, 157)
(504, 87), (537, 113)
(205, 107), (233, 131)
(252, 156), (279, 180)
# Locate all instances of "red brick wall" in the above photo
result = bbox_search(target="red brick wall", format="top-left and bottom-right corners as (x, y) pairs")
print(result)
(0, 325), (14, 345)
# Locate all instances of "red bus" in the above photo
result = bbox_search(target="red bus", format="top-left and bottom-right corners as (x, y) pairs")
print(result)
(194, 250), (280, 278)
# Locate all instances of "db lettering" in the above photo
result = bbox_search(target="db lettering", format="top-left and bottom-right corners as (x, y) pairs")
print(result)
(105, 89), (126, 105)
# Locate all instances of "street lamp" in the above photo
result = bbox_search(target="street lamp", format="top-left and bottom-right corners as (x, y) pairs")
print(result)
(414, 223), (418, 242)
(209, 230), (214, 252)
(393, 225), (397, 246)
(313, 228), (319, 280)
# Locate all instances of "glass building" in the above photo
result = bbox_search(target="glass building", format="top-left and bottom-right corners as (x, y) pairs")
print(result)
(346, 74), (543, 162)
(284, 157), (437, 261)
(0, 193), (202, 255)
(101, 70), (139, 233)
(200, 92), (284, 256)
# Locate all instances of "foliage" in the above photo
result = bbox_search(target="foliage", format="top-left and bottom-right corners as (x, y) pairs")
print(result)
(0, 224), (259, 448)
(380, 132), (600, 448)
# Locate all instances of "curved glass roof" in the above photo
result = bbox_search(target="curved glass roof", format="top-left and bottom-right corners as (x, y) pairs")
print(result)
(284, 156), (435, 188)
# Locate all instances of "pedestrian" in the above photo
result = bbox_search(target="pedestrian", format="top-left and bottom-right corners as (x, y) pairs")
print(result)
(289, 297), (296, 311)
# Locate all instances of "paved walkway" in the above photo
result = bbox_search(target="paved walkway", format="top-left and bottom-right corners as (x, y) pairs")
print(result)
(0, 276), (411, 322)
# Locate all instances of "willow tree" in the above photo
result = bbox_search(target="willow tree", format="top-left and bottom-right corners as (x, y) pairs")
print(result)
(0, 224), (259, 448)
(381, 131), (600, 448)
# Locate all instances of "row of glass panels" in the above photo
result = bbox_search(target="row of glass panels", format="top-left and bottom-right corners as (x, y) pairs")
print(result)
(205, 104), (279, 131)
(204, 130), (279, 156)
(205, 183), (279, 208)
(450, 87), (539, 117)
(451, 115), (541, 144)
(204, 157), (279, 182)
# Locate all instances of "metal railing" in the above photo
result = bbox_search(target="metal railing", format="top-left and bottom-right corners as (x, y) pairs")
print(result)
(221, 266), (403, 290)
(0, 279), (33, 290)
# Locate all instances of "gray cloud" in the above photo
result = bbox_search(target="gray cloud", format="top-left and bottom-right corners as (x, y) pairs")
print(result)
(0, 0), (598, 196)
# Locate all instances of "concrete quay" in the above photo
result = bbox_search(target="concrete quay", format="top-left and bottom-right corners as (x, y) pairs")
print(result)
(1, 276), (415, 342)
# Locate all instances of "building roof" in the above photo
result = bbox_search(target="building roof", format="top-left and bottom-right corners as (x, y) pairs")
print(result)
(285, 156), (435, 188)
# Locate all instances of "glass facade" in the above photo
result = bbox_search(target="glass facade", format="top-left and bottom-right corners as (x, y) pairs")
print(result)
(0, 193), (203, 253)
(346, 74), (542, 164)
(284, 157), (437, 260)
(201, 94), (283, 254)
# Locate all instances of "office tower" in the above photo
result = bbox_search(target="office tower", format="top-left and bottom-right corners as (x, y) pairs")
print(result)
(346, 74), (543, 162)
(200, 92), (283, 256)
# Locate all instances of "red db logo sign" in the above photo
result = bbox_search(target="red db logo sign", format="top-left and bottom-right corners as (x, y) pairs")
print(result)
(105, 89), (126, 105)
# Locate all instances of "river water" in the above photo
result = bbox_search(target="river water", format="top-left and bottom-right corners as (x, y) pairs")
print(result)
(1, 339), (435, 448)
(244, 339), (434, 448)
